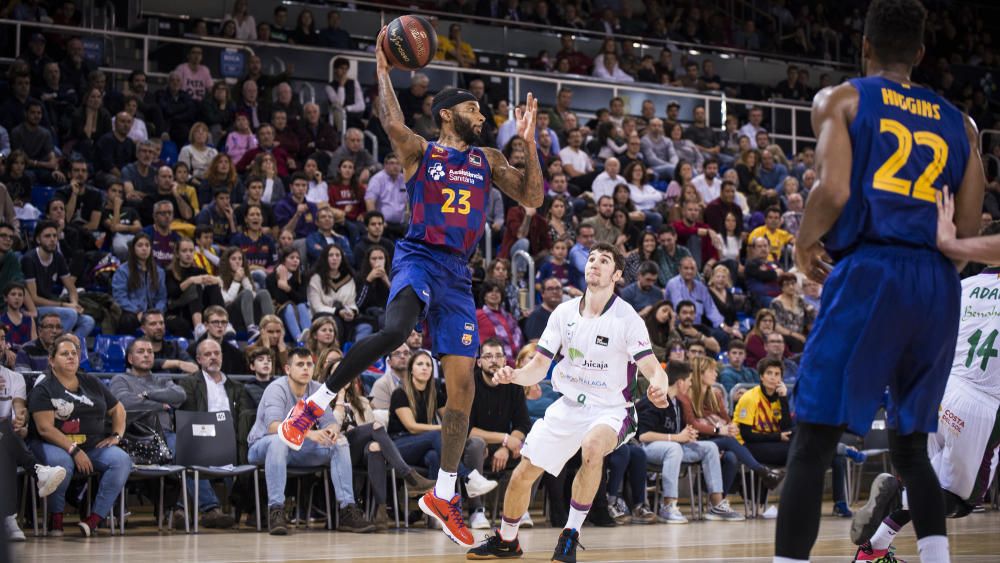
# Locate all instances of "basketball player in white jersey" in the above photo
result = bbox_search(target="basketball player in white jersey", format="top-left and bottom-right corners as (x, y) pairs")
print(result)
(465, 241), (669, 563)
(850, 194), (1000, 562)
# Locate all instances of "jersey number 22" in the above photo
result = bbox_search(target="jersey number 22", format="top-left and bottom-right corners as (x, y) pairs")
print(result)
(872, 118), (948, 203)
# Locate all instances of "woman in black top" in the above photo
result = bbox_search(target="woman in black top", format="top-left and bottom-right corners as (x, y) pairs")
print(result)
(29, 335), (129, 537)
(707, 264), (741, 330)
(354, 246), (390, 335)
(0, 149), (33, 205)
(266, 247), (310, 343)
(165, 237), (225, 337)
(291, 9), (320, 45)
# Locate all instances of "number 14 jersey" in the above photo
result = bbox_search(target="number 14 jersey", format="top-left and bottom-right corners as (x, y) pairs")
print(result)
(953, 268), (1000, 400)
(824, 76), (970, 260)
(405, 142), (492, 260)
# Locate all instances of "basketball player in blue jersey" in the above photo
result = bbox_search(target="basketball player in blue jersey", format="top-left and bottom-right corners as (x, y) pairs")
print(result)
(278, 27), (544, 547)
(773, 1), (986, 562)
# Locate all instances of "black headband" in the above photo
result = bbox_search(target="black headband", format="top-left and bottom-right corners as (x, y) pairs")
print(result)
(432, 88), (477, 117)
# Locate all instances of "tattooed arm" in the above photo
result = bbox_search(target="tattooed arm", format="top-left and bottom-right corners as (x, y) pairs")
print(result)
(375, 27), (427, 180)
(483, 93), (544, 208)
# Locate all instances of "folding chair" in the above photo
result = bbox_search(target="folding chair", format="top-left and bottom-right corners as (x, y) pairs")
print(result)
(175, 410), (260, 533)
(116, 465), (189, 534)
(647, 461), (703, 520)
(849, 410), (892, 504)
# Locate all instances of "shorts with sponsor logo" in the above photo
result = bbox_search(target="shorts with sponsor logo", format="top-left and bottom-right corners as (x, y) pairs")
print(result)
(928, 377), (1000, 502)
(520, 396), (637, 476)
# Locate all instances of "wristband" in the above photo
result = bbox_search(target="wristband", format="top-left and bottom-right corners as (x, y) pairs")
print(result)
(502, 433), (509, 448)
(68, 444), (80, 457)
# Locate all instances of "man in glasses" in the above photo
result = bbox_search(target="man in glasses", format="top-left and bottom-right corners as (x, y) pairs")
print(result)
(195, 306), (247, 376)
(15, 312), (63, 371)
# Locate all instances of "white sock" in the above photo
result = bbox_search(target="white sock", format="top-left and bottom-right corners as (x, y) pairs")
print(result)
(901, 488), (909, 510)
(434, 470), (458, 500)
(917, 535), (950, 563)
(499, 514), (521, 541)
(565, 499), (590, 532)
(306, 385), (338, 409)
(870, 518), (903, 551)
(773, 558), (809, 563)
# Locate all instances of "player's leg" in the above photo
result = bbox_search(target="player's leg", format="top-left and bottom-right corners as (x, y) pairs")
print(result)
(278, 287), (423, 449)
(466, 457), (545, 560)
(889, 430), (949, 562)
(774, 422), (843, 562)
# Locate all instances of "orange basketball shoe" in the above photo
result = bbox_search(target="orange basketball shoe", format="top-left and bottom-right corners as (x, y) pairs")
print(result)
(279, 399), (325, 451)
(419, 491), (475, 547)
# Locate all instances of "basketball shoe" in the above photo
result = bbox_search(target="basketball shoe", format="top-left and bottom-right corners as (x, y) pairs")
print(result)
(853, 541), (904, 562)
(419, 491), (475, 547)
(551, 528), (585, 563)
(279, 399), (325, 450)
(465, 529), (523, 560)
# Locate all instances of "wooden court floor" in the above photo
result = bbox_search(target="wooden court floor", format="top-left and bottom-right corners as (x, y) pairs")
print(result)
(13, 503), (1000, 562)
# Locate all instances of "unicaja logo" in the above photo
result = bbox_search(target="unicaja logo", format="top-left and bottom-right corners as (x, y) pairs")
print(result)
(582, 359), (608, 370)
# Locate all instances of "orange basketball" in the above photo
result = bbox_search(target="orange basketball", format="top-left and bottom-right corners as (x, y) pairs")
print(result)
(380, 15), (438, 70)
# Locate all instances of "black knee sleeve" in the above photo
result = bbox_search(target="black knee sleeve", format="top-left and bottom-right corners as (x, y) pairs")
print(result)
(889, 431), (947, 538)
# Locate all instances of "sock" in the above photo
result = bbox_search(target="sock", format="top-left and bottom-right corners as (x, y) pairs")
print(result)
(916, 535), (950, 562)
(565, 499), (590, 532)
(306, 385), (338, 409)
(435, 470), (458, 500)
(870, 517), (903, 551)
(773, 558), (809, 563)
(499, 514), (521, 541)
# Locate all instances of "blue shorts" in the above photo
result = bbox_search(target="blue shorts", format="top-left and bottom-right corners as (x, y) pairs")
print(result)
(388, 239), (479, 358)
(794, 244), (961, 436)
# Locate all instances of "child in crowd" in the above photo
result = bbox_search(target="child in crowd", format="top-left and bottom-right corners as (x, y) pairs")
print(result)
(194, 224), (221, 274)
(1, 282), (35, 346)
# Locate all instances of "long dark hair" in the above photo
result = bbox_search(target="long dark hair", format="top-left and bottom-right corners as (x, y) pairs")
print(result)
(310, 244), (353, 294)
(217, 246), (248, 287)
(644, 300), (675, 347)
(358, 246), (389, 282)
(126, 233), (159, 293)
(402, 350), (438, 424)
(169, 237), (195, 281)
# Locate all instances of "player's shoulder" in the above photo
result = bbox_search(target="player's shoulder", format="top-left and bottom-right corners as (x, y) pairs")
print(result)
(609, 296), (646, 323)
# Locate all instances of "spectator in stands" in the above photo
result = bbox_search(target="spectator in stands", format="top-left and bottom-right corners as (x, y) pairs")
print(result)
(156, 71), (197, 146)
(744, 236), (783, 308)
(672, 298), (722, 356)
(640, 300), (677, 362)
(266, 247), (310, 342)
(165, 236), (224, 337)
(557, 128), (593, 186)
(264, 5), (289, 42)
(246, 314), (288, 376)
(140, 199), (178, 268)
(738, 106), (765, 141)
(29, 335), (129, 537)
(138, 166), (196, 234)
(274, 172), (318, 244)
(319, 10), (352, 48)
(668, 123), (703, 174)
(123, 70), (164, 137)
(310, 244), (374, 341)
(121, 139), (157, 201)
(770, 273), (815, 354)
(231, 200), (276, 283)
(719, 339), (758, 392)
(0, 222), (21, 289)
(640, 118), (678, 180)
(1, 72), (46, 133)
(305, 206), (353, 268)
(554, 33), (591, 74)
(11, 100), (64, 185)
(135, 309), (196, 374)
(178, 122), (218, 184)
(195, 188), (237, 245)
(436, 23), (476, 68)
(14, 312), (60, 371)
(196, 305), (248, 376)
(235, 123), (291, 177)
(296, 102), (339, 168)
(567, 224), (594, 289)
(685, 107), (721, 159)
(756, 150), (789, 192)
(235, 80), (269, 131)
(228, 0), (256, 40)
(219, 247), (273, 335)
(291, 9), (320, 45)
(271, 83), (302, 125)
(354, 210), (394, 269)
(329, 128), (380, 184)
(111, 233), (166, 334)
(241, 347), (274, 411)
(174, 47), (213, 102)
(673, 200), (720, 269)
(115, 96), (148, 143)
(637, 361), (742, 524)
(652, 225), (690, 286)
(476, 280), (523, 366)
(176, 338), (242, 529)
(59, 37), (93, 98)
(199, 82), (235, 144)
(620, 260), (663, 316)
(536, 235), (581, 298)
(773, 65), (808, 101)
(68, 87), (111, 161)
(305, 315), (340, 363)
(2, 282), (33, 347)
(112, 336), (186, 446)
(325, 58), (365, 126)
(592, 52), (634, 83)
(523, 276), (562, 341)
(747, 207), (794, 263)
(55, 157), (101, 230)
(370, 342), (409, 409)
(0, 150), (30, 209)
(691, 158), (722, 204)
(703, 180), (743, 239)
(396, 73), (430, 127)
(744, 308), (781, 370)
(327, 159), (365, 239)
(707, 264), (742, 337)
(22, 221), (93, 340)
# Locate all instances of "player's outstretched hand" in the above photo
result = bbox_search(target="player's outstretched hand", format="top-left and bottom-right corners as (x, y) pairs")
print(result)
(647, 383), (668, 408)
(375, 27), (390, 73)
(515, 93), (538, 146)
(794, 240), (833, 284)
(492, 365), (518, 385)
(936, 185), (957, 248)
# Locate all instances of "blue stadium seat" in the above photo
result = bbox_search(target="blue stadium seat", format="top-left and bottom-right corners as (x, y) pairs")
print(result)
(93, 335), (136, 373)
(31, 186), (57, 212)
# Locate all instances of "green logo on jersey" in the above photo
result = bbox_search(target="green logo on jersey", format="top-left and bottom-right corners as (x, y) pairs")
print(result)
(568, 348), (584, 361)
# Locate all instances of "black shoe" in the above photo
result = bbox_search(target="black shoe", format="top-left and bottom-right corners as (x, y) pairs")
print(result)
(759, 468), (784, 490)
(466, 529), (524, 560)
(551, 528), (585, 563)
(338, 504), (376, 533)
(585, 507), (616, 528)
(268, 505), (288, 536)
(850, 473), (900, 545)
(201, 507), (235, 529)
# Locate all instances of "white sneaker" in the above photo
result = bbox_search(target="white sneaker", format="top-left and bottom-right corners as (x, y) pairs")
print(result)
(469, 509), (491, 529)
(761, 505), (778, 519)
(5, 515), (25, 542)
(35, 464), (67, 498)
(657, 503), (688, 524)
(704, 499), (745, 522)
(519, 511), (534, 528)
(465, 470), (498, 498)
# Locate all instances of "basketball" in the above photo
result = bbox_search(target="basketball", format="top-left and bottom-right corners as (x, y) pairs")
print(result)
(380, 15), (437, 70)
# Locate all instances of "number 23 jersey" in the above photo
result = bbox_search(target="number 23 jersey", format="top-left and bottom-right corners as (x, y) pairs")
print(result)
(824, 76), (970, 259)
(536, 295), (655, 409)
(405, 142), (492, 260)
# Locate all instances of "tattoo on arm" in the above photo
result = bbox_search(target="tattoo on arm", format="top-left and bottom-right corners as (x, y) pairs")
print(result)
(487, 148), (545, 208)
(439, 408), (470, 473)
(377, 72), (405, 127)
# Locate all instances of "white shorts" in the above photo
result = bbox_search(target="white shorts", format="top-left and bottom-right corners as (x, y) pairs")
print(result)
(520, 397), (637, 476)
(928, 378), (1000, 501)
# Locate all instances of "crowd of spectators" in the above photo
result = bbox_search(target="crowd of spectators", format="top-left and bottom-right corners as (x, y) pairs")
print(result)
(1, 0), (999, 543)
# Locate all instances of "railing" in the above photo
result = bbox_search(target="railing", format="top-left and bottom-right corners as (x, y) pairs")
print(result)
(513, 249), (536, 311)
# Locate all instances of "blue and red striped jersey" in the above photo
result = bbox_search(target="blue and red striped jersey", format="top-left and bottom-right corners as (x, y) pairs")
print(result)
(405, 142), (492, 259)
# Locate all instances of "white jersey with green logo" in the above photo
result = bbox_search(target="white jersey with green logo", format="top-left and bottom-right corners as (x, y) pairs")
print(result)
(951, 270), (1000, 399)
(535, 295), (654, 409)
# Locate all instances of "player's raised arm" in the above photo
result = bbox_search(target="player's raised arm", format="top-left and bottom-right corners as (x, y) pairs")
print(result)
(483, 93), (545, 208)
(375, 27), (427, 173)
(794, 83), (858, 283)
(937, 186), (1000, 263)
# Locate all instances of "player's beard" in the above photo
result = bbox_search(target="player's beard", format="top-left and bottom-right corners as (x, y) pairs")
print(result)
(452, 113), (480, 146)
